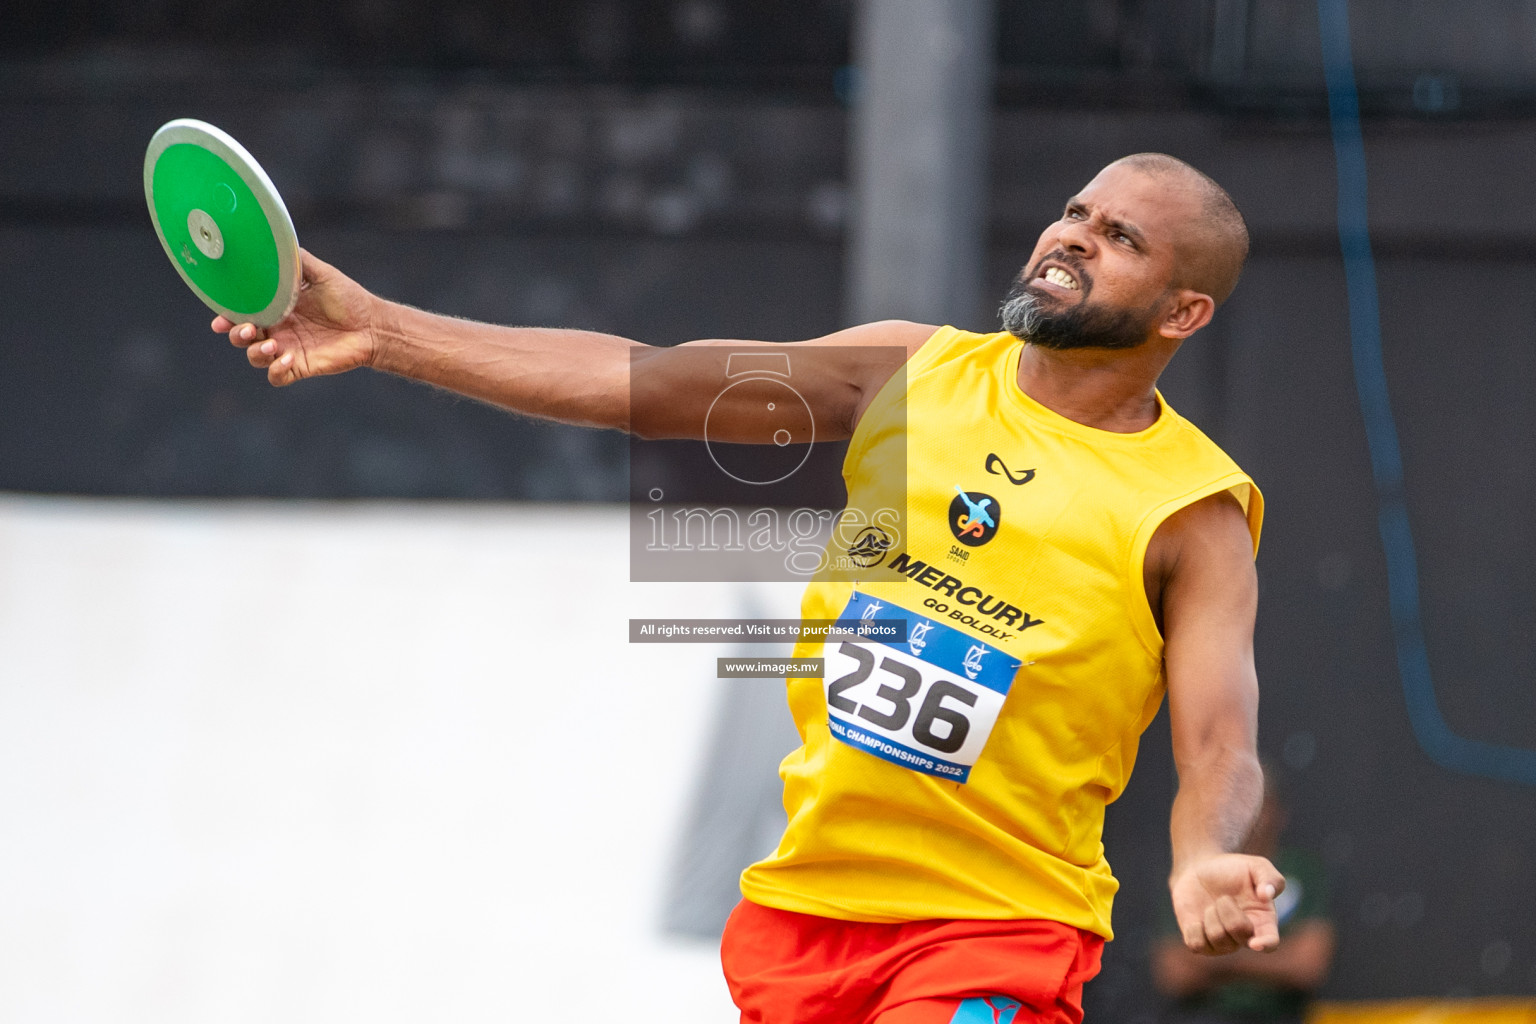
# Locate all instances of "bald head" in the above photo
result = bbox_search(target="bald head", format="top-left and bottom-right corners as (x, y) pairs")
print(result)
(1112, 153), (1249, 306)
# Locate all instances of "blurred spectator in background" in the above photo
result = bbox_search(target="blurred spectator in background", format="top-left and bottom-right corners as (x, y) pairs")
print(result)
(1152, 770), (1335, 1024)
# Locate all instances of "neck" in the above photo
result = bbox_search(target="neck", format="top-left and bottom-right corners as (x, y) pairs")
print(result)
(1015, 337), (1179, 433)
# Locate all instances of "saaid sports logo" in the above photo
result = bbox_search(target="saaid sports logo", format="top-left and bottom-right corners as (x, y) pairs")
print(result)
(949, 486), (1000, 547)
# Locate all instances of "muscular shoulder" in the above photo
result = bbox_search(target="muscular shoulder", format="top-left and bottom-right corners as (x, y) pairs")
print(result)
(1144, 490), (1256, 635)
(634, 319), (937, 441)
(735, 318), (936, 410)
(823, 319), (939, 354)
(806, 320), (938, 430)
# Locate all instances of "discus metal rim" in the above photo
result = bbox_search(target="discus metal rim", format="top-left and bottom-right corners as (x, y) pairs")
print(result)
(143, 118), (301, 327)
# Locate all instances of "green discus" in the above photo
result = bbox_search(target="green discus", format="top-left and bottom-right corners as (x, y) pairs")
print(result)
(143, 119), (300, 327)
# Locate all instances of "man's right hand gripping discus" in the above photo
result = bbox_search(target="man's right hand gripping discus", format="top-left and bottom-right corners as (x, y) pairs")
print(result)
(144, 118), (301, 328)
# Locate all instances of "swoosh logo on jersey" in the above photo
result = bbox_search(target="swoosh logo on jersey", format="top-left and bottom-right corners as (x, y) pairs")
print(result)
(985, 454), (1035, 486)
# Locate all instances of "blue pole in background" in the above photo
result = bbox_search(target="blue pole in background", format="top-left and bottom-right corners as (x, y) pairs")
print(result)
(1318, 0), (1536, 785)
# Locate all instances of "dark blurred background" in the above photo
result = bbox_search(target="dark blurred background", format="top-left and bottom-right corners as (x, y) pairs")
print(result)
(4, 0), (1536, 1017)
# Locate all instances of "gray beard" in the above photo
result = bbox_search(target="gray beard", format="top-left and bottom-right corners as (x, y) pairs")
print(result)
(999, 285), (1159, 352)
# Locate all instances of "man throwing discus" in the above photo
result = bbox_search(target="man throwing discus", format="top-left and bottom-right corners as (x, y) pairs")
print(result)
(213, 153), (1285, 1024)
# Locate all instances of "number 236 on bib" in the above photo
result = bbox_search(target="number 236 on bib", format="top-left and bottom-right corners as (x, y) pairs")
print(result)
(824, 592), (1020, 783)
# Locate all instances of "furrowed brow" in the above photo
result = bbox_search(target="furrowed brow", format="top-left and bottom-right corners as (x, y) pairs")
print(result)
(1065, 198), (1149, 249)
(1104, 215), (1149, 249)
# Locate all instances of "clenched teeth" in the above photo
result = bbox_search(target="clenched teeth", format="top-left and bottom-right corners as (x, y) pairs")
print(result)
(1043, 267), (1078, 290)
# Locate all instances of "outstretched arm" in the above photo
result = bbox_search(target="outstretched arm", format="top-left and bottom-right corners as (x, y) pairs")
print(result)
(213, 250), (933, 440)
(1149, 491), (1284, 955)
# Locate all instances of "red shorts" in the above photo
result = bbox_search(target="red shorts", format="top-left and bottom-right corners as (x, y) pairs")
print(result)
(720, 899), (1104, 1024)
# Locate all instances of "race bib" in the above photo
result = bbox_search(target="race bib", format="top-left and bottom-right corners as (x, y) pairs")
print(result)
(823, 591), (1020, 783)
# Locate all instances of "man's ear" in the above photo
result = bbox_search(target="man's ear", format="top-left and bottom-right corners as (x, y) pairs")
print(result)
(1158, 291), (1215, 340)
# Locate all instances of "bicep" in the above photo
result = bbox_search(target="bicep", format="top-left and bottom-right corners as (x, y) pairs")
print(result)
(628, 320), (934, 440)
(1160, 492), (1261, 768)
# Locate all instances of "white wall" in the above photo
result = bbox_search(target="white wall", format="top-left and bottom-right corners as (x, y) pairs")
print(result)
(0, 496), (799, 1023)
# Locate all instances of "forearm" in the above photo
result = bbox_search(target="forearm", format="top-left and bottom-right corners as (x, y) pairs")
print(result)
(370, 296), (642, 430)
(1156, 496), (1279, 952)
(1169, 744), (1263, 875)
(231, 255), (926, 434)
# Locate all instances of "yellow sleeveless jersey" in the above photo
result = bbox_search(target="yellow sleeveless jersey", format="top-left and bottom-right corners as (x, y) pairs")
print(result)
(738, 327), (1263, 939)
